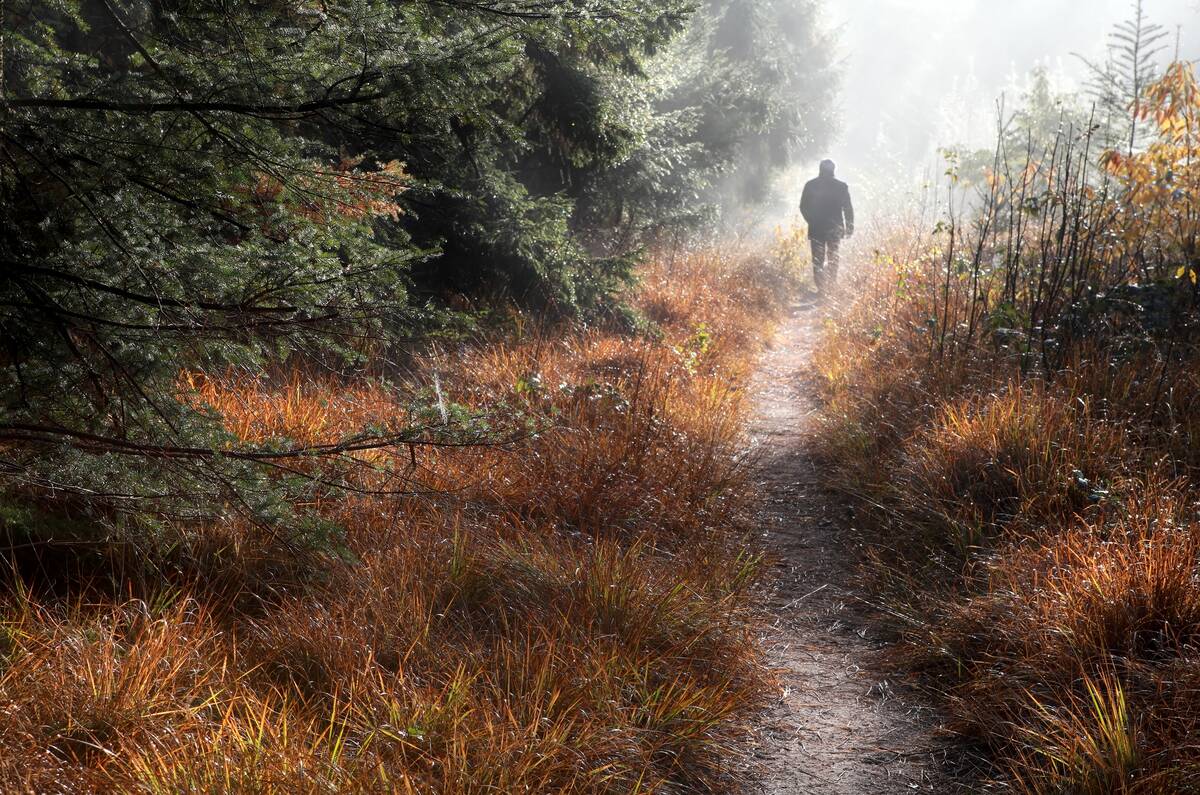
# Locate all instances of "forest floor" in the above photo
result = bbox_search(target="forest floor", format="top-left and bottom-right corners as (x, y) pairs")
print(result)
(750, 294), (954, 794)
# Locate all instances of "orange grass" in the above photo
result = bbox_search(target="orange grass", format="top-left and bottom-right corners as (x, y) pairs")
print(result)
(814, 227), (1200, 792)
(0, 249), (797, 793)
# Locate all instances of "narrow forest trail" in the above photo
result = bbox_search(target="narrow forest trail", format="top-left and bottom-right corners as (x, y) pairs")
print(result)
(748, 296), (950, 794)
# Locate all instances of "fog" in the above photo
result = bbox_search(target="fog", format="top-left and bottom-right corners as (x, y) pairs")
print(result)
(779, 0), (1200, 224)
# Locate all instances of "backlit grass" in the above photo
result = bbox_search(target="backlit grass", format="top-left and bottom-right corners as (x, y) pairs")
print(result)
(0, 249), (797, 793)
(813, 224), (1200, 792)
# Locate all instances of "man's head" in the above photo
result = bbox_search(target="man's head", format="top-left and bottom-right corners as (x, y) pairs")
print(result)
(819, 159), (836, 177)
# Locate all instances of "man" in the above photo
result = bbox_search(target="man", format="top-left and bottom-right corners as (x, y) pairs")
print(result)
(800, 159), (854, 293)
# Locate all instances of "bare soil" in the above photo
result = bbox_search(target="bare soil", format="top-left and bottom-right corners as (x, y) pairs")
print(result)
(748, 296), (953, 794)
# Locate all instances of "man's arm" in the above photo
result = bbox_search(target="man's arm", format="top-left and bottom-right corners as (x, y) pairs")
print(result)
(800, 182), (814, 225)
(842, 186), (855, 236)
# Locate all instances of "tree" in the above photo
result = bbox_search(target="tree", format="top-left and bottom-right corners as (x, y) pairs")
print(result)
(1077, 0), (1170, 154)
(1102, 61), (1200, 287)
(0, 0), (690, 541)
(702, 0), (838, 212)
(0, 0), (840, 544)
(572, 0), (839, 250)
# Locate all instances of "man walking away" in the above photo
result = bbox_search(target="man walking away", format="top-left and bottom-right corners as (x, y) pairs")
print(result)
(800, 159), (854, 294)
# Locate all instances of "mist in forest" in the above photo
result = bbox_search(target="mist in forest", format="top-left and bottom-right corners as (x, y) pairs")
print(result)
(775, 0), (1200, 225)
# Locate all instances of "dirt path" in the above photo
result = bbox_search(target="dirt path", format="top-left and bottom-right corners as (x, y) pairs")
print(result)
(749, 297), (950, 794)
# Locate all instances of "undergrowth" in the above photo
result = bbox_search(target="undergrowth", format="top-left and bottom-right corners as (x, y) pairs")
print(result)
(0, 250), (797, 793)
(818, 240), (1200, 793)
(813, 61), (1200, 794)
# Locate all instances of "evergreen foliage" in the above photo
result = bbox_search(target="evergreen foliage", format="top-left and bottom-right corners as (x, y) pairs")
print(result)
(1077, 0), (1170, 153)
(0, 1), (837, 539)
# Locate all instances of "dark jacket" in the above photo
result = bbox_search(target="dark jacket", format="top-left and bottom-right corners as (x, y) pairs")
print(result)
(800, 176), (854, 240)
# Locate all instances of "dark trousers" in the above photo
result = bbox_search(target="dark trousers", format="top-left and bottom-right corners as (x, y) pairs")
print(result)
(810, 234), (842, 291)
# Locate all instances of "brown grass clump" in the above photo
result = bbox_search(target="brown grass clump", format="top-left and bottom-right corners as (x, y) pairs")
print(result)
(0, 249), (797, 793)
(897, 383), (1129, 552)
(930, 491), (1200, 793)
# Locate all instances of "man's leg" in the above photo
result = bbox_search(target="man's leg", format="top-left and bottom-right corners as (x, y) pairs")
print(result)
(810, 237), (827, 291)
(826, 235), (842, 285)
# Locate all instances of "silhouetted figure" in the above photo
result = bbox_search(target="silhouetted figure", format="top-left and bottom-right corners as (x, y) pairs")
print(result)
(800, 159), (854, 293)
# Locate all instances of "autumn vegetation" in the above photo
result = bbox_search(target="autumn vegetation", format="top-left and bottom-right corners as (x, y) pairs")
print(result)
(0, 3), (838, 789)
(9, 1), (1200, 791)
(0, 250), (799, 792)
(815, 61), (1200, 792)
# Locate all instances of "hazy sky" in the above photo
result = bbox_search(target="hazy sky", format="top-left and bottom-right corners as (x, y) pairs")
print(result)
(822, 0), (1200, 184)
